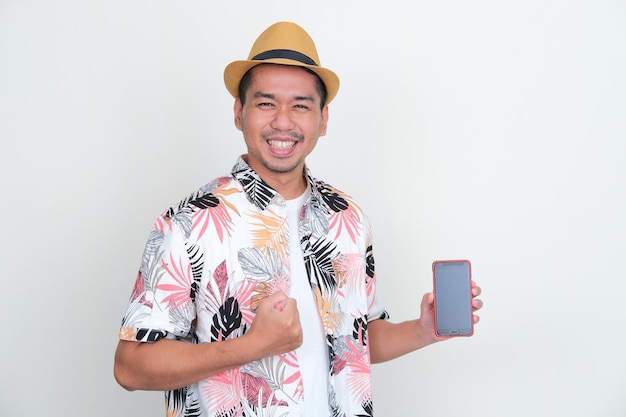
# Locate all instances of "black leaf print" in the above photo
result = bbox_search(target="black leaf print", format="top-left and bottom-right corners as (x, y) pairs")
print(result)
(189, 193), (220, 210)
(305, 238), (338, 291)
(165, 190), (202, 219)
(327, 334), (337, 375)
(166, 388), (186, 416)
(210, 297), (242, 342)
(356, 396), (374, 417)
(365, 244), (375, 279)
(136, 328), (166, 342)
(238, 171), (275, 209)
(318, 182), (349, 212)
(186, 243), (204, 302)
(166, 387), (202, 417)
(352, 317), (368, 346)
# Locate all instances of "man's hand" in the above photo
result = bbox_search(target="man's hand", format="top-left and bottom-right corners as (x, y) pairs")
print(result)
(246, 291), (303, 357)
(419, 280), (483, 340)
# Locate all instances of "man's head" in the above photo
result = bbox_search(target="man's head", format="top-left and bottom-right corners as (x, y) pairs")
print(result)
(232, 63), (329, 192)
(224, 21), (340, 106)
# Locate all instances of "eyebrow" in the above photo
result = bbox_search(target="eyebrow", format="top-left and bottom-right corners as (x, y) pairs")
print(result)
(253, 91), (315, 103)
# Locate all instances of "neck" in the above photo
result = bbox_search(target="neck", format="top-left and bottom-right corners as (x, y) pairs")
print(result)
(264, 172), (307, 200)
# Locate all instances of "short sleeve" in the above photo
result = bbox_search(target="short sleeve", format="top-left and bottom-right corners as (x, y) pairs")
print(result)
(119, 215), (196, 343)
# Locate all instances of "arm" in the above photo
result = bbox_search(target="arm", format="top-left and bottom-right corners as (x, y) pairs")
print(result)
(114, 291), (303, 391)
(368, 283), (483, 363)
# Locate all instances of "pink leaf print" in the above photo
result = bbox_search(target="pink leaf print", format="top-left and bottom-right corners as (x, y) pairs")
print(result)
(342, 337), (371, 404)
(156, 253), (192, 310)
(192, 202), (234, 241)
(279, 351), (302, 388)
(154, 213), (172, 233)
(205, 369), (244, 416)
(334, 254), (365, 296)
(213, 260), (229, 297)
(342, 337), (370, 373)
(242, 373), (288, 408)
(234, 279), (257, 325)
(329, 207), (361, 243)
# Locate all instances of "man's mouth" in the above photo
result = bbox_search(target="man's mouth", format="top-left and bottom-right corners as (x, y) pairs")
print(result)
(268, 140), (297, 149)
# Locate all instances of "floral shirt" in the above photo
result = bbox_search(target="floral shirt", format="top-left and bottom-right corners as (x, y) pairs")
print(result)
(119, 156), (389, 417)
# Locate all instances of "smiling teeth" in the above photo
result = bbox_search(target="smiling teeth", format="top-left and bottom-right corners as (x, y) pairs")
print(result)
(268, 140), (296, 149)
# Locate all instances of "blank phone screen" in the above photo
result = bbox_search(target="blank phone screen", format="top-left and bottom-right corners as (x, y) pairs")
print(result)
(433, 260), (473, 336)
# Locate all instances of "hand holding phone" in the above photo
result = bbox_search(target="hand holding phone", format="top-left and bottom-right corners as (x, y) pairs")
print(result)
(432, 260), (474, 337)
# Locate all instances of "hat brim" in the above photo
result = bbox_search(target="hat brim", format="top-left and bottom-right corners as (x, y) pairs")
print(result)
(224, 59), (340, 105)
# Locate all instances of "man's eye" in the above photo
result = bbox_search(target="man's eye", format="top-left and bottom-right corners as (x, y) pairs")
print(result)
(258, 102), (274, 108)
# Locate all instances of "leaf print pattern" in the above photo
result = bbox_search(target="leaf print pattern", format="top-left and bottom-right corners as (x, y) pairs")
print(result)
(314, 286), (343, 338)
(248, 207), (289, 259)
(234, 166), (276, 210)
(303, 237), (338, 293)
(317, 181), (349, 212)
(139, 228), (165, 281)
(242, 390), (290, 417)
(118, 157), (389, 417)
(352, 317), (368, 347)
(166, 387), (202, 417)
(157, 252), (194, 311)
(204, 368), (245, 416)
(357, 396), (374, 417)
(365, 244), (375, 279)
(190, 192), (234, 242)
(334, 335), (371, 404)
(238, 247), (289, 296)
(186, 242), (204, 303)
(211, 297), (243, 342)
(301, 188), (329, 237)
(241, 370), (289, 408)
(241, 356), (299, 404)
(316, 180), (364, 243)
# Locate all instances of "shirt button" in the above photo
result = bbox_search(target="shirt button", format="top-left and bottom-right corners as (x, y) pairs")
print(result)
(274, 195), (285, 205)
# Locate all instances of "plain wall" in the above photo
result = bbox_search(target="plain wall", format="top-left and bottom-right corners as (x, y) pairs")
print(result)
(1, 1), (625, 416)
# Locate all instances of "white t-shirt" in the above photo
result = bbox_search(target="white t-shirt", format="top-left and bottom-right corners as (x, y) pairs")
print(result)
(287, 190), (330, 416)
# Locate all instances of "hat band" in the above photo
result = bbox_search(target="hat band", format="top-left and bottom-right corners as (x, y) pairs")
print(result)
(251, 49), (318, 66)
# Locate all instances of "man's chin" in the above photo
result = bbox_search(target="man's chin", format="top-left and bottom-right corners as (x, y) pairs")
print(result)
(262, 160), (302, 175)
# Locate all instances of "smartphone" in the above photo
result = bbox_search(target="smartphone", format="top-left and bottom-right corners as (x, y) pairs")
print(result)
(432, 260), (474, 337)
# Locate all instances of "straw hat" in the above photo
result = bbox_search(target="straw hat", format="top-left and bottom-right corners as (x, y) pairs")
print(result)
(223, 22), (340, 104)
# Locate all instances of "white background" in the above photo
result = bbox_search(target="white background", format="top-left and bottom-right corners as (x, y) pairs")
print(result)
(1, 1), (625, 416)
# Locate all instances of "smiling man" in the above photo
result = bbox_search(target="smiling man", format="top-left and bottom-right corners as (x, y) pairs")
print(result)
(235, 63), (328, 198)
(114, 21), (483, 417)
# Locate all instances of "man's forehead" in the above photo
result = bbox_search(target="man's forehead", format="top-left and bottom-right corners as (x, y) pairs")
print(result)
(247, 65), (321, 100)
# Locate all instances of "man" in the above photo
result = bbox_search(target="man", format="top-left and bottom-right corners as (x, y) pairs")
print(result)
(114, 21), (483, 417)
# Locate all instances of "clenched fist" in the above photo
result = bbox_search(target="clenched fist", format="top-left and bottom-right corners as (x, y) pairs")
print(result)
(247, 291), (303, 358)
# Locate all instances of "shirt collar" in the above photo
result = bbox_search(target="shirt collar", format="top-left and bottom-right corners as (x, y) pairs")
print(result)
(230, 155), (319, 211)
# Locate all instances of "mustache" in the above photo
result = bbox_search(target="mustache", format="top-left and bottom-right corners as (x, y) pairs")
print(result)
(261, 130), (304, 141)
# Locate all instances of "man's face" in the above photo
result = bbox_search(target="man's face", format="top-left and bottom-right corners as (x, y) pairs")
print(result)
(234, 64), (329, 187)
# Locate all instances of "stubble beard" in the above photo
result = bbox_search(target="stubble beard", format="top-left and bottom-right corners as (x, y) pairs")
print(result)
(259, 130), (305, 174)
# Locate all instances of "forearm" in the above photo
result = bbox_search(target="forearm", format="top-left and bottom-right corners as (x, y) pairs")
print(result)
(114, 293), (304, 392)
(368, 319), (441, 364)
(114, 335), (260, 391)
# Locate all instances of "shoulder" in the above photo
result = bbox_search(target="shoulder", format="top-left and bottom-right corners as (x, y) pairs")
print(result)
(164, 175), (239, 218)
(311, 176), (364, 215)
(149, 175), (241, 238)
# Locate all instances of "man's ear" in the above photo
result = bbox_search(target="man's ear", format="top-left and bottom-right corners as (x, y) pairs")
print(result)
(319, 105), (329, 137)
(234, 98), (243, 131)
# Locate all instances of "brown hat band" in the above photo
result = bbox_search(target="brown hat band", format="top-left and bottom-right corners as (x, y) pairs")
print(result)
(251, 49), (318, 66)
